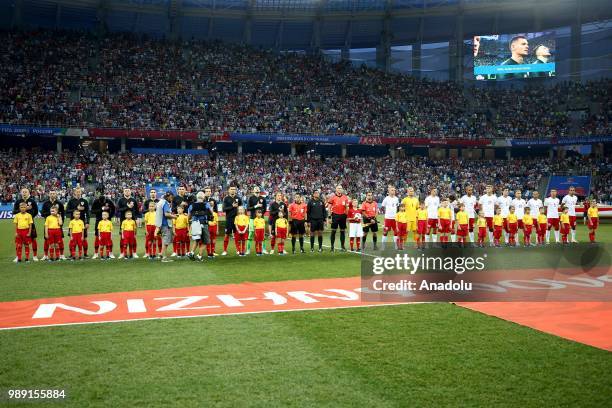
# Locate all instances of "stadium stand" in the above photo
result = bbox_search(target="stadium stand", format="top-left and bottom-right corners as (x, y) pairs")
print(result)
(0, 30), (610, 139)
(1, 149), (609, 205)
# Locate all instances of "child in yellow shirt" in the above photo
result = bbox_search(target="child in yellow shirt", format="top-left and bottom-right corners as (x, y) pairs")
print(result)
(395, 203), (408, 250)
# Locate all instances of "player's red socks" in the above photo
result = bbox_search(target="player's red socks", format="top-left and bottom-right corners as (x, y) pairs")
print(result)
(589, 232), (595, 242)
(350, 238), (354, 251)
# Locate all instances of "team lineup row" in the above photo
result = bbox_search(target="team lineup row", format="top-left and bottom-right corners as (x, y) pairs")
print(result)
(11, 183), (602, 262)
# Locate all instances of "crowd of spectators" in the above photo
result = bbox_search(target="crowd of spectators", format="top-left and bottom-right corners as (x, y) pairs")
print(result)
(1, 149), (608, 206)
(0, 30), (610, 139)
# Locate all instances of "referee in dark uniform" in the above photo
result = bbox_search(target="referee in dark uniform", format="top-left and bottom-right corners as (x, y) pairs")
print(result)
(306, 190), (326, 252)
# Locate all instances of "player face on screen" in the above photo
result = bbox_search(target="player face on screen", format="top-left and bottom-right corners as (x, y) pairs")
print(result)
(73, 187), (82, 198)
(313, 191), (320, 200)
(510, 36), (529, 63)
(466, 185), (473, 196)
(275, 192), (283, 202)
(568, 186), (575, 196)
(388, 186), (396, 197)
(485, 185), (493, 195)
(366, 192), (373, 202)
(430, 188), (437, 197)
(473, 36), (481, 57)
(149, 189), (157, 200)
(533, 191), (540, 199)
(515, 190), (522, 199)
(550, 189), (557, 198)
(253, 186), (260, 196)
(502, 188), (509, 197)
(294, 194), (302, 204)
(204, 187), (212, 197)
(229, 186), (237, 197)
(123, 188), (131, 198)
(335, 185), (343, 196)
(534, 45), (551, 63)
(49, 190), (57, 200)
(178, 186), (186, 196)
(21, 188), (30, 199)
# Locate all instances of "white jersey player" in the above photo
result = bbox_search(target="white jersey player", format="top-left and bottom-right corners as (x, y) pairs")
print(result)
(544, 189), (561, 243)
(478, 184), (497, 243)
(527, 191), (543, 222)
(561, 186), (579, 242)
(511, 190), (527, 227)
(424, 188), (440, 242)
(460, 185), (477, 242)
(496, 188), (512, 243)
(380, 186), (400, 249)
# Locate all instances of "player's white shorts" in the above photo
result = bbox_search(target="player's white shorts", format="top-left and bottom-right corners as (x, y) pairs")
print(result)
(349, 223), (364, 238)
(191, 220), (202, 240)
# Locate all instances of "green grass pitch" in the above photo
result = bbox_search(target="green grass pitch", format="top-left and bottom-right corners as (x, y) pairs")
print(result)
(0, 219), (611, 407)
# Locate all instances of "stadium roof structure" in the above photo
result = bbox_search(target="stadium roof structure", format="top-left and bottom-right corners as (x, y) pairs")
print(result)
(2, 0), (611, 49)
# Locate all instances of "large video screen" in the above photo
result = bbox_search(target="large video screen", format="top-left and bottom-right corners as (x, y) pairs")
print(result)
(473, 31), (555, 80)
